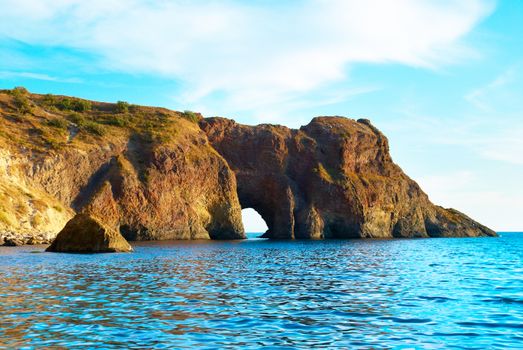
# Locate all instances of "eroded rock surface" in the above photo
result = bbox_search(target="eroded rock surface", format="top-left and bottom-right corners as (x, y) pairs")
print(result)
(0, 90), (244, 243)
(0, 89), (495, 243)
(200, 117), (496, 239)
(46, 213), (132, 253)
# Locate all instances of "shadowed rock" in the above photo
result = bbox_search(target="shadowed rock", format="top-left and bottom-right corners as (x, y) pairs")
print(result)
(46, 214), (132, 253)
(200, 117), (497, 239)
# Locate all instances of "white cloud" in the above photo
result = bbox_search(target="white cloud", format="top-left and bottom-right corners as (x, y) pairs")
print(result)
(465, 68), (516, 111)
(0, 0), (494, 114)
(381, 98), (523, 167)
(2, 1), (519, 231)
(0, 71), (81, 83)
(417, 170), (476, 197)
(476, 128), (523, 165)
(379, 79), (523, 231)
(428, 120), (523, 166)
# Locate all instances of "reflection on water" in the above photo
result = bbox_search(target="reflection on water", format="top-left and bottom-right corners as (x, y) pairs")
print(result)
(1, 233), (522, 349)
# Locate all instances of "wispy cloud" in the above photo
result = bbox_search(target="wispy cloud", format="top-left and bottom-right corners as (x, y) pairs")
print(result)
(475, 127), (523, 165)
(465, 68), (516, 111)
(0, 71), (81, 83)
(0, 0), (494, 115)
(384, 109), (523, 166)
(378, 63), (523, 231)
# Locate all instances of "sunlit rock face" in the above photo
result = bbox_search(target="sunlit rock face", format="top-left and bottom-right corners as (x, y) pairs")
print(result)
(0, 89), (495, 243)
(0, 90), (245, 243)
(46, 213), (132, 253)
(200, 117), (496, 239)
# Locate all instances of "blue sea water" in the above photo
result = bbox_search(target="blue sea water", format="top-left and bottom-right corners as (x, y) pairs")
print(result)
(0, 233), (522, 349)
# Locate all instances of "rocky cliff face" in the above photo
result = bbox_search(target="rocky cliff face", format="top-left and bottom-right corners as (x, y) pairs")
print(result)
(0, 89), (244, 244)
(200, 117), (496, 239)
(0, 88), (495, 245)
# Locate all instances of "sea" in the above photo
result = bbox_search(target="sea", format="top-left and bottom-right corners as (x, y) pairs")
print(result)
(1, 232), (522, 349)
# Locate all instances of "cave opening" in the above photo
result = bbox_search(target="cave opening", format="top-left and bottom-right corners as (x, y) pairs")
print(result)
(241, 208), (269, 239)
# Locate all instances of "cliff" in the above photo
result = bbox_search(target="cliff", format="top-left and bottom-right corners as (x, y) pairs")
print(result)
(0, 88), (244, 245)
(200, 117), (496, 239)
(0, 88), (495, 245)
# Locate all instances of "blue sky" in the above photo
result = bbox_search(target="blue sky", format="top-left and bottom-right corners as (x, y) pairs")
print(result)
(1, 0), (522, 231)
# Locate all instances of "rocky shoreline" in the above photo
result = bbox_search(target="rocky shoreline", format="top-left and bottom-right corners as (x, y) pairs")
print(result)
(0, 232), (52, 246)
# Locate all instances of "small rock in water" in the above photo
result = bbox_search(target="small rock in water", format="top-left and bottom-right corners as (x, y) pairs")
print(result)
(46, 213), (133, 253)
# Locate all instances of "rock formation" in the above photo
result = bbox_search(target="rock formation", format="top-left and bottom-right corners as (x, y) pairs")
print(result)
(3, 237), (24, 246)
(0, 89), (244, 246)
(200, 117), (496, 239)
(46, 213), (132, 253)
(0, 88), (496, 246)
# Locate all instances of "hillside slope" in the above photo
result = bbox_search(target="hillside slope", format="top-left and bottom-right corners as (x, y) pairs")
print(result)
(0, 88), (244, 244)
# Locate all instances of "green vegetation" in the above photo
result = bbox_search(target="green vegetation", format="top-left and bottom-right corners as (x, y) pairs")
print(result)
(63, 112), (109, 137)
(12, 86), (28, 94)
(29, 123), (67, 150)
(83, 121), (106, 136)
(66, 112), (87, 126)
(0, 89), (198, 151)
(116, 100), (130, 113)
(102, 114), (128, 127)
(38, 93), (91, 112)
(57, 97), (92, 112)
(11, 86), (32, 114)
(41, 94), (58, 109)
(44, 137), (66, 150)
(181, 110), (200, 123)
(314, 163), (345, 184)
(47, 118), (68, 129)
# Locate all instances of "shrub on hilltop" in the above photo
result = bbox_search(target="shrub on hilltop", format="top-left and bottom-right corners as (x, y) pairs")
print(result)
(10, 87), (32, 114)
(116, 101), (130, 113)
(181, 110), (200, 123)
(57, 97), (92, 112)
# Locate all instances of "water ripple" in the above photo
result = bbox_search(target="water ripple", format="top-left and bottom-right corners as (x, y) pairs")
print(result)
(0, 233), (522, 349)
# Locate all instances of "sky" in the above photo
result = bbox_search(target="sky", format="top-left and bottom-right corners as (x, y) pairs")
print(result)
(0, 0), (522, 232)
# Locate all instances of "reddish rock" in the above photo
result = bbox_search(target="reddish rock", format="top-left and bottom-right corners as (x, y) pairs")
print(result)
(0, 89), (245, 242)
(76, 134), (245, 241)
(0, 89), (495, 242)
(200, 117), (496, 239)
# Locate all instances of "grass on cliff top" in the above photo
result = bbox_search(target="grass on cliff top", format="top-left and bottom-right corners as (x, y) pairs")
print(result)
(0, 87), (203, 153)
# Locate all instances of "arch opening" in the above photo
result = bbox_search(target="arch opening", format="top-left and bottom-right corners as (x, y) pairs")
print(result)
(241, 208), (268, 239)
